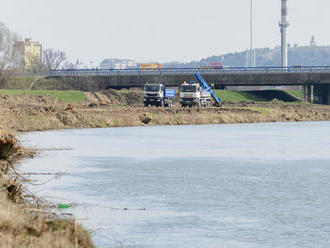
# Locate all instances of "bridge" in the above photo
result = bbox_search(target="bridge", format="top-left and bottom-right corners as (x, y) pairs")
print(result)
(26, 66), (330, 105)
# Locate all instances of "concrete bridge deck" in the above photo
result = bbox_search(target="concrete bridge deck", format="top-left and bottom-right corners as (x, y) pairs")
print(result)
(45, 66), (330, 87)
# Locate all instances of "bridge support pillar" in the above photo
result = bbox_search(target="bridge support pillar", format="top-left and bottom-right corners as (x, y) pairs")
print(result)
(313, 84), (330, 105)
(302, 85), (312, 103)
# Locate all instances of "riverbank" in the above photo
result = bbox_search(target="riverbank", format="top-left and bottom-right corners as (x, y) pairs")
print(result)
(0, 90), (330, 132)
(1, 90), (330, 247)
(0, 127), (95, 247)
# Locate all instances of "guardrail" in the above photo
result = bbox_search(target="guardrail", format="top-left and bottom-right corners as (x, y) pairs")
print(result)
(15, 66), (330, 77)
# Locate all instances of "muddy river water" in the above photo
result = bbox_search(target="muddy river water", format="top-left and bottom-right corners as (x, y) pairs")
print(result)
(19, 122), (330, 248)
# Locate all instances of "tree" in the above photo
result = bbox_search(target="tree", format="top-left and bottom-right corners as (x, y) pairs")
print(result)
(25, 50), (43, 73)
(0, 22), (20, 85)
(42, 48), (67, 71)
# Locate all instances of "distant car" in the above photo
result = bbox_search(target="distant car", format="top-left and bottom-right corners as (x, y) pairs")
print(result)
(210, 63), (224, 69)
(198, 63), (224, 70)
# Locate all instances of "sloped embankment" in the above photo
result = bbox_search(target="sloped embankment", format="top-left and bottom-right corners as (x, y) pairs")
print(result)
(85, 89), (143, 107)
(0, 89), (330, 132)
(215, 89), (302, 103)
(246, 90), (301, 102)
(0, 126), (95, 248)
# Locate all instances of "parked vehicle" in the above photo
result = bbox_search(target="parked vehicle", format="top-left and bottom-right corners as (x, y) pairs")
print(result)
(179, 73), (222, 107)
(180, 82), (202, 107)
(143, 84), (175, 107)
(198, 62), (224, 70)
(200, 90), (212, 107)
(139, 63), (162, 70)
(209, 63), (224, 69)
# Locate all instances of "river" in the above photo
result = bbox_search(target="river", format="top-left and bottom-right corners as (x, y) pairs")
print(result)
(19, 122), (330, 248)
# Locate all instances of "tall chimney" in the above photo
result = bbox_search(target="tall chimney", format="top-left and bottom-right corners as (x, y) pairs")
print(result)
(279, 0), (289, 67)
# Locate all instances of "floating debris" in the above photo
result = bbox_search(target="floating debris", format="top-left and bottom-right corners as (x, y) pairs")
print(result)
(57, 203), (71, 209)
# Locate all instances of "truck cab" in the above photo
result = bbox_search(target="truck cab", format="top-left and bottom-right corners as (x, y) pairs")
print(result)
(144, 84), (165, 107)
(143, 83), (175, 107)
(179, 82), (202, 107)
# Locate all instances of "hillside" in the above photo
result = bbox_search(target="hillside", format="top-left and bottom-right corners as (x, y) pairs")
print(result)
(164, 46), (330, 68)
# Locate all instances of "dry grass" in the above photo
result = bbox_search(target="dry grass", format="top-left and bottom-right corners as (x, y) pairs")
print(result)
(0, 90), (330, 132)
(0, 126), (20, 160)
(0, 193), (95, 248)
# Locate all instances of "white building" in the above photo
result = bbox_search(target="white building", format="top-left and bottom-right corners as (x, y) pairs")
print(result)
(100, 58), (137, 69)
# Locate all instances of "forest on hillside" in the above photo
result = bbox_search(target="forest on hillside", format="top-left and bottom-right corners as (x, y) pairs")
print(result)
(164, 46), (330, 68)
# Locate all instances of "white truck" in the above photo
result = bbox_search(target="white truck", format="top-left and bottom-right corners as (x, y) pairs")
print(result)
(179, 82), (212, 107)
(143, 83), (176, 107)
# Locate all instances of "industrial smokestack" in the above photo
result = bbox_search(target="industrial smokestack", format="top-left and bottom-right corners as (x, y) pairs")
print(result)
(279, 0), (289, 67)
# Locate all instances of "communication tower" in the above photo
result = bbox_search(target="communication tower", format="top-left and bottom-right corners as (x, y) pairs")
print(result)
(279, 0), (289, 67)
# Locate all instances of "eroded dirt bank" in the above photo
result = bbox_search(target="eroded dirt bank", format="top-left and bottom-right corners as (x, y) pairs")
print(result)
(0, 127), (95, 247)
(0, 91), (330, 132)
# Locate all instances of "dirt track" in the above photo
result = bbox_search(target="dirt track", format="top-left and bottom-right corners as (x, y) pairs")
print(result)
(1, 91), (330, 132)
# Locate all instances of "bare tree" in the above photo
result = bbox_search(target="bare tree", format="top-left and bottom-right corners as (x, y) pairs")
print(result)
(0, 22), (20, 85)
(24, 52), (42, 73)
(62, 61), (75, 69)
(42, 48), (67, 71)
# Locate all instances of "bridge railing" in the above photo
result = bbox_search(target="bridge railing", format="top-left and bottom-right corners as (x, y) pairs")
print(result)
(14, 66), (330, 77)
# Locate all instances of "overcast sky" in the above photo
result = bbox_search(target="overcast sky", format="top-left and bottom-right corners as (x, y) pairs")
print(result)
(0, 0), (329, 64)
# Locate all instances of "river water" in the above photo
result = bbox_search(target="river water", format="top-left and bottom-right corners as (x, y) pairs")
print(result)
(19, 122), (330, 248)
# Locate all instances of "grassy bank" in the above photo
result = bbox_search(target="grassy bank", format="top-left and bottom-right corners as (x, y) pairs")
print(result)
(4, 76), (42, 90)
(0, 89), (328, 132)
(214, 89), (302, 103)
(214, 89), (264, 102)
(0, 127), (95, 247)
(0, 88), (301, 105)
(3, 76), (77, 91)
(0, 89), (86, 102)
(285, 89), (303, 99)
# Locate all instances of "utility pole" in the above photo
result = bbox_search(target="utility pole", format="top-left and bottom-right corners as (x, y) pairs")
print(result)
(249, 0), (253, 67)
(279, 0), (289, 67)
